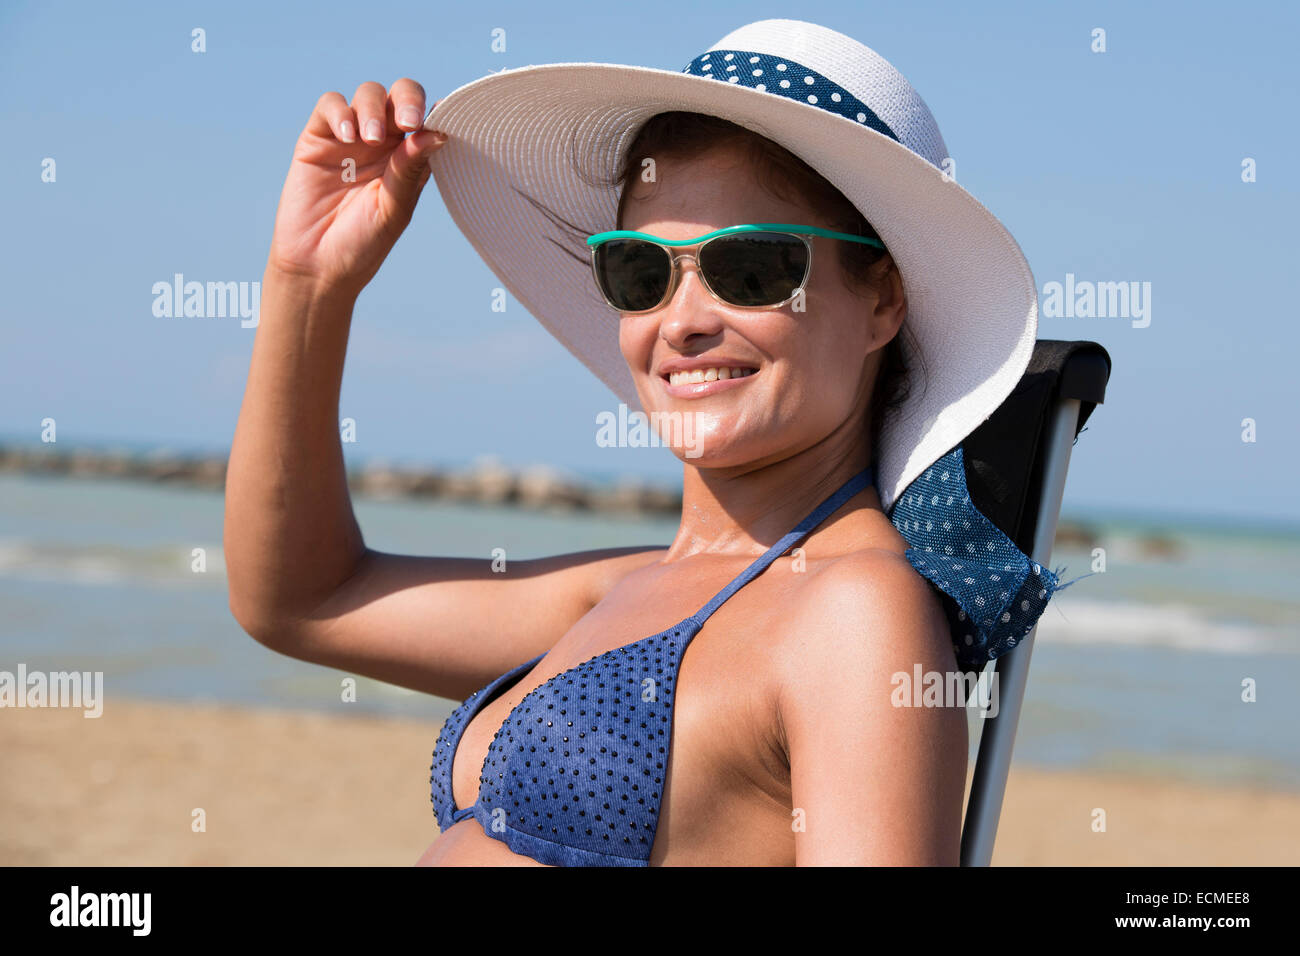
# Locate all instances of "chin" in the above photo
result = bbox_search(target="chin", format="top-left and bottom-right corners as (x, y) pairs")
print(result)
(671, 435), (772, 469)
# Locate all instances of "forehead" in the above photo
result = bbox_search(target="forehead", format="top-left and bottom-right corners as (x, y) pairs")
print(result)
(618, 147), (831, 235)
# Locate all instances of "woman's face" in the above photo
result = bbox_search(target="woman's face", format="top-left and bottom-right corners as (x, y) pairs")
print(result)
(617, 143), (904, 469)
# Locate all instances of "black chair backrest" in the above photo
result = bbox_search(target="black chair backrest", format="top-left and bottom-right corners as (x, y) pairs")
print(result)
(961, 339), (1111, 555)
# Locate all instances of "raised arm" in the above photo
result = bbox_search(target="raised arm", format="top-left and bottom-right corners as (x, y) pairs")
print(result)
(224, 79), (667, 700)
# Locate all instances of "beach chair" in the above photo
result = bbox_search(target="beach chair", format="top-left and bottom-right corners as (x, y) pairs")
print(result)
(884, 338), (1112, 866)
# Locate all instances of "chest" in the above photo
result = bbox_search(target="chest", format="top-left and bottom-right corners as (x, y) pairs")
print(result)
(441, 557), (797, 860)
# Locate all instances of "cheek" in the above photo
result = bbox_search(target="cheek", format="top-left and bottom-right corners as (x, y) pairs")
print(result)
(618, 317), (654, 369)
(796, 297), (873, 405)
(618, 317), (661, 408)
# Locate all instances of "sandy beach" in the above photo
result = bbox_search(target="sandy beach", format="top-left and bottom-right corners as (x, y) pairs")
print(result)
(2, 696), (1296, 866)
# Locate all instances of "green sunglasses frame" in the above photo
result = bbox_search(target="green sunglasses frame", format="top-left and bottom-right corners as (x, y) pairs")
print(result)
(585, 223), (885, 315)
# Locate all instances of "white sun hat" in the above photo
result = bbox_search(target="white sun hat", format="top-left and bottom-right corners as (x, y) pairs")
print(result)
(422, 17), (1038, 513)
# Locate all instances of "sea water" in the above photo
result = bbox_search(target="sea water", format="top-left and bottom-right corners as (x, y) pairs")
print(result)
(1, 472), (1296, 790)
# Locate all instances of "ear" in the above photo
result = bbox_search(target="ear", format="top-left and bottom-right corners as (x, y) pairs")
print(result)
(868, 253), (907, 339)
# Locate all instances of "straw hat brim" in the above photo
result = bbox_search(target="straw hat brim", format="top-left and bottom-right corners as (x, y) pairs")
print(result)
(424, 63), (1038, 512)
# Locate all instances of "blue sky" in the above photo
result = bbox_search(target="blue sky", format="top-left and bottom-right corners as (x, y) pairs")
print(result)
(1, 0), (1297, 525)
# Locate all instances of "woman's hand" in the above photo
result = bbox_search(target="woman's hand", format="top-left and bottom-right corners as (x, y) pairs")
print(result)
(266, 78), (448, 297)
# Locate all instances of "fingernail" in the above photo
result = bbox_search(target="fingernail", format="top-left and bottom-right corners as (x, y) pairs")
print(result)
(339, 121), (355, 143)
(398, 107), (421, 129)
(364, 119), (383, 143)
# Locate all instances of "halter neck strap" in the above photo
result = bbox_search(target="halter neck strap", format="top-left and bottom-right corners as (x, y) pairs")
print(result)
(690, 463), (876, 627)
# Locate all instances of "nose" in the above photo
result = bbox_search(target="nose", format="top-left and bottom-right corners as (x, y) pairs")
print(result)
(655, 253), (725, 346)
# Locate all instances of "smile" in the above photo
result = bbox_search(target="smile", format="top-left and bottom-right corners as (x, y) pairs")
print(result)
(665, 366), (756, 386)
(660, 366), (760, 399)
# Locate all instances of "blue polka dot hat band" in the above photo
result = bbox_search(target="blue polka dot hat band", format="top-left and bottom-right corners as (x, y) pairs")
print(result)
(681, 50), (900, 143)
(889, 443), (1086, 672)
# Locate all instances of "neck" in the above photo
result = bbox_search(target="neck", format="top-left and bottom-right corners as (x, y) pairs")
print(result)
(664, 435), (883, 564)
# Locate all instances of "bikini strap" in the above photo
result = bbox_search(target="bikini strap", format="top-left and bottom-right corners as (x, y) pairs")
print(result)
(689, 463), (877, 627)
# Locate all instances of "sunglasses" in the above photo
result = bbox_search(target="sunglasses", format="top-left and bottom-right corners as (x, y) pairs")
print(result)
(586, 223), (884, 314)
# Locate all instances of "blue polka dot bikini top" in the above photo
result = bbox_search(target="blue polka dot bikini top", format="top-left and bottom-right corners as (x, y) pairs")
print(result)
(429, 463), (877, 866)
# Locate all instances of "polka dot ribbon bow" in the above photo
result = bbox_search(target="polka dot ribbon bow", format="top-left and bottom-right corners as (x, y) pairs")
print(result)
(888, 444), (1086, 672)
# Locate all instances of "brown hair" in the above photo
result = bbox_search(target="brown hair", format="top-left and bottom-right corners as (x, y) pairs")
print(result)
(522, 110), (926, 458)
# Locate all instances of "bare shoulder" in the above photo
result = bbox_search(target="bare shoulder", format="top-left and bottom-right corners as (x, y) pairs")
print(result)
(769, 547), (954, 688)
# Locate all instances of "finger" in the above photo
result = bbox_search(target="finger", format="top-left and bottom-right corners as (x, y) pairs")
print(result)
(351, 81), (390, 145)
(305, 91), (358, 144)
(387, 77), (426, 132)
(379, 129), (447, 222)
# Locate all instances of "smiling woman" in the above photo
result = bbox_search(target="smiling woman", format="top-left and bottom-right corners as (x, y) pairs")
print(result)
(607, 110), (923, 460)
(228, 17), (1044, 868)
(538, 109), (924, 460)
(605, 145), (904, 477)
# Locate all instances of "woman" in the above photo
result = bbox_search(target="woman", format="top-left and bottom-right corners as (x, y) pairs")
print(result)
(226, 19), (1049, 866)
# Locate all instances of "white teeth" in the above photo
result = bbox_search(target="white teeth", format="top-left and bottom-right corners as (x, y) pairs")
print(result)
(667, 367), (756, 386)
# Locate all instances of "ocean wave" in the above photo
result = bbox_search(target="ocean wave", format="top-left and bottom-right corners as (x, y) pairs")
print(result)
(0, 538), (225, 587)
(1034, 597), (1297, 655)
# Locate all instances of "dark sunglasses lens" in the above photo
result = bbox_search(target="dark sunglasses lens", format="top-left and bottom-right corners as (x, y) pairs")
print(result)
(700, 233), (808, 306)
(593, 239), (671, 312)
